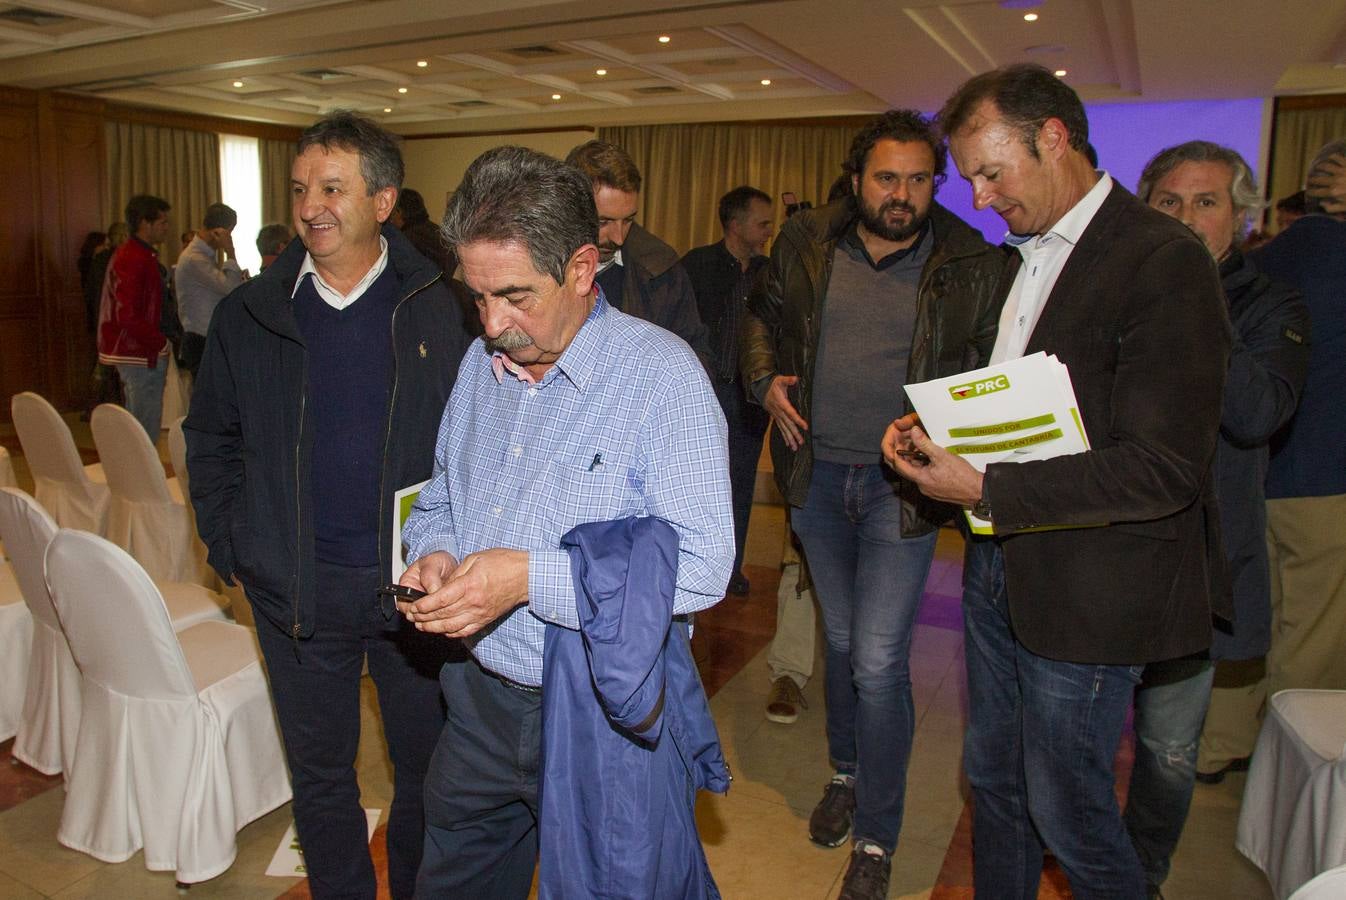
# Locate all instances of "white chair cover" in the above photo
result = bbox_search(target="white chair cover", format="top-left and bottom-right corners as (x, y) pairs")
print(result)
(91, 403), (212, 586)
(1238, 689), (1346, 898)
(44, 529), (291, 882)
(0, 558), (33, 742)
(0, 488), (80, 775)
(0, 445), (15, 489)
(1290, 863), (1346, 899)
(10, 391), (110, 534)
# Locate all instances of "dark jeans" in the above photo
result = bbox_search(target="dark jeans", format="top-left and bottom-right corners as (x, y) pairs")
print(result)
(961, 537), (1147, 899)
(1125, 656), (1214, 889)
(252, 561), (450, 900)
(714, 378), (769, 580)
(417, 657), (542, 900)
(791, 460), (938, 853)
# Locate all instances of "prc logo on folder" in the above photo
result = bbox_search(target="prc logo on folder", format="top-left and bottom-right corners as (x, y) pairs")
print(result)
(949, 374), (1010, 401)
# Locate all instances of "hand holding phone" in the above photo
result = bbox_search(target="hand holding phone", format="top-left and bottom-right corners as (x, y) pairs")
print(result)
(377, 583), (427, 602)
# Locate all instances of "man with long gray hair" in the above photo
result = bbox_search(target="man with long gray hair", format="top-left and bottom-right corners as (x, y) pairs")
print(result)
(1127, 139), (1309, 897)
(1196, 138), (1346, 792)
(395, 145), (733, 897)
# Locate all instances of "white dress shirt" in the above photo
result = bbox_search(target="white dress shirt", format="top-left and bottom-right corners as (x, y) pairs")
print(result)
(989, 173), (1113, 364)
(291, 236), (389, 310)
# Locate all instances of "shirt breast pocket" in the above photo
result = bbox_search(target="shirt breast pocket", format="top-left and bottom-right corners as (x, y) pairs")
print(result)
(547, 454), (640, 532)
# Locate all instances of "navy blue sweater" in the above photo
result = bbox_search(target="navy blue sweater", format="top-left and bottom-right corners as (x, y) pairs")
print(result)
(292, 266), (398, 565)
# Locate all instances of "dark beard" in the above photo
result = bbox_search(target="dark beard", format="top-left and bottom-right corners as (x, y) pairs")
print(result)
(859, 197), (928, 243)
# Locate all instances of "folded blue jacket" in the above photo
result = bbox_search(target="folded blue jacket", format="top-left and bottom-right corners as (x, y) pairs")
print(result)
(540, 516), (730, 900)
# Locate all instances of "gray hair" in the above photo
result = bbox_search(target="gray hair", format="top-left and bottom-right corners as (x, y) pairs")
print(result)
(1305, 138), (1346, 213)
(297, 110), (404, 194)
(441, 146), (598, 285)
(1137, 140), (1263, 233)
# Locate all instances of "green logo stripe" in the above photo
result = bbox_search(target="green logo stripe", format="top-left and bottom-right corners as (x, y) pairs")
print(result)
(948, 413), (1056, 438)
(948, 428), (1063, 455)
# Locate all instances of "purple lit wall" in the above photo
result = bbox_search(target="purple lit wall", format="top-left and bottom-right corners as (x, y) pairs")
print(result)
(935, 98), (1269, 243)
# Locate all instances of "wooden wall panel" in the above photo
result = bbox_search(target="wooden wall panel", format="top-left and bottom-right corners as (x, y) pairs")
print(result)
(0, 90), (43, 410)
(39, 93), (107, 409)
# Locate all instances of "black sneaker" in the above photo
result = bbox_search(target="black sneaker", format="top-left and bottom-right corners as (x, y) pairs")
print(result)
(839, 841), (890, 900)
(808, 775), (855, 847)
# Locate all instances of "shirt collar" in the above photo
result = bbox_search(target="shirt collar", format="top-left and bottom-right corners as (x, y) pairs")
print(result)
(489, 288), (609, 392)
(291, 235), (389, 303)
(842, 217), (930, 269)
(1012, 172), (1112, 257)
(596, 248), (623, 275)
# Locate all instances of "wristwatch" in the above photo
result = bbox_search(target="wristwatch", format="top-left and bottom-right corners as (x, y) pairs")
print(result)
(972, 487), (992, 522)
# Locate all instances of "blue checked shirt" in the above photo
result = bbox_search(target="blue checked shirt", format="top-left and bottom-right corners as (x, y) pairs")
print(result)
(402, 292), (734, 686)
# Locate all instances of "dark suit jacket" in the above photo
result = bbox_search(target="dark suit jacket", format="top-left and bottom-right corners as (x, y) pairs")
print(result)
(984, 182), (1232, 665)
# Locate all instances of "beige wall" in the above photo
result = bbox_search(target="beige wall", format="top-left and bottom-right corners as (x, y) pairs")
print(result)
(401, 129), (595, 221)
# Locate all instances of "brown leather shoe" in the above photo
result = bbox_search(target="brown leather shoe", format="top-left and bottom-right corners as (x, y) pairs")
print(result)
(765, 676), (806, 724)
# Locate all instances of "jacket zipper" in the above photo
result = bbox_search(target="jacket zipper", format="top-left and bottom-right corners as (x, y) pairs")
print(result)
(292, 362), (306, 654)
(376, 273), (440, 592)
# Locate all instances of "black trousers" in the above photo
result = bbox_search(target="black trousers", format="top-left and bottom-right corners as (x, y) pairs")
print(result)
(252, 561), (452, 900)
(714, 378), (770, 578)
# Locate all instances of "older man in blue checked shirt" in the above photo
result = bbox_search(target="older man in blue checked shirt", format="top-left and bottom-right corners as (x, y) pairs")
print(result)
(396, 145), (734, 898)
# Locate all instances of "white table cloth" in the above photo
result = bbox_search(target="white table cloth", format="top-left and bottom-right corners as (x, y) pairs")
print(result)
(1238, 689), (1346, 898)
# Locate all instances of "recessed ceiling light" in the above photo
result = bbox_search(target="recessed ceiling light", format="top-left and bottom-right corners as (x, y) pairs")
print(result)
(760, 79), (771, 86)
(552, 93), (562, 100)
(658, 35), (671, 43)
(232, 80), (244, 88)
(1054, 69), (1068, 77)
(1024, 12), (1039, 21)
(416, 60), (428, 68)
(397, 86), (408, 94)
(383, 107), (392, 113)
(595, 68), (607, 76)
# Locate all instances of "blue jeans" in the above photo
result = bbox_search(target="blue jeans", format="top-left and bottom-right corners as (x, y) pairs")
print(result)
(962, 537), (1147, 899)
(1125, 656), (1214, 889)
(791, 460), (937, 853)
(116, 360), (166, 439)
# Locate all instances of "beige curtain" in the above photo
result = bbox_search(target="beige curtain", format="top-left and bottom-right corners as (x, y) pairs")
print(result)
(1269, 101), (1346, 224)
(598, 122), (858, 255)
(260, 137), (295, 227)
(104, 121), (220, 263)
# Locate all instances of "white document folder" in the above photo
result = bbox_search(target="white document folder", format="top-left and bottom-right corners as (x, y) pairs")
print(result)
(903, 352), (1090, 534)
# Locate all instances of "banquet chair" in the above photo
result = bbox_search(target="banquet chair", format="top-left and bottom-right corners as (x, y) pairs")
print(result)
(1237, 689), (1346, 898)
(10, 391), (110, 534)
(0, 488), (231, 776)
(1290, 863), (1346, 899)
(90, 403), (212, 586)
(168, 417), (253, 626)
(0, 546), (31, 742)
(44, 528), (290, 883)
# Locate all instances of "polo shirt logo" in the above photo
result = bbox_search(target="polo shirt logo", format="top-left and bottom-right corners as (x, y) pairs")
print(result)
(418, 341), (428, 358)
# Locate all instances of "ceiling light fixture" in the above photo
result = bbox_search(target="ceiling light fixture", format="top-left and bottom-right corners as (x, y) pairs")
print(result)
(397, 86), (408, 94)
(658, 35), (671, 43)
(552, 93), (562, 100)
(383, 107), (392, 113)
(232, 80), (244, 88)
(416, 60), (428, 67)
(1024, 12), (1039, 21)
(596, 68), (607, 76)
(760, 79), (771, 86)
(1054, 68), (1068, 77)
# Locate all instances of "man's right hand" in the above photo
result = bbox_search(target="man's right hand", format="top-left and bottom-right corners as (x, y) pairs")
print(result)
(396, 550), (459, 616)
(763, 374), (808, 450)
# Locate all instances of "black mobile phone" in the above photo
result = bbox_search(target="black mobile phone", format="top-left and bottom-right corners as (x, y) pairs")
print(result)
(377, 583), (427, 602)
